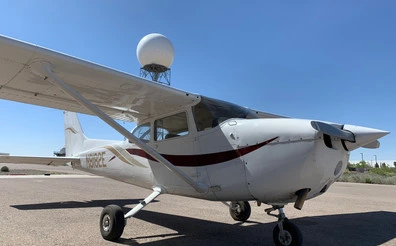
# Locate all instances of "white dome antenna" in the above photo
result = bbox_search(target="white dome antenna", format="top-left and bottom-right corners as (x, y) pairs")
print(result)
(137, 33), (174, 85)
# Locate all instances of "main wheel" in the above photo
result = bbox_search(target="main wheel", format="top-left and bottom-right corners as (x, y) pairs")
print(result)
(100, 205), (125, 241)
(273, 219), (303, 246)
(229, 201), (251, 222)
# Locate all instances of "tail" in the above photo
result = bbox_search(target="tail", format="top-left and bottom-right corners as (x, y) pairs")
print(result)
(64, 111), (87, 157)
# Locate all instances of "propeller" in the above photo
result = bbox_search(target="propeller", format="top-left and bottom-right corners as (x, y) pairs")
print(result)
(311, 121), (389, 151)
(311, 121), (355, 142)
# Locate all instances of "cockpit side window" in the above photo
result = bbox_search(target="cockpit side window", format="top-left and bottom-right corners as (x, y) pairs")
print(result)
(191, 100), (213, 131)
(154, 112), (189, 141)
(192, 96), (258, 131)
(131, 122), (151, 142)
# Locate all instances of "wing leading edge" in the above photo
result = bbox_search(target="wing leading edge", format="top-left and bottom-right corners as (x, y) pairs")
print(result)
(0, 35), (199, 123)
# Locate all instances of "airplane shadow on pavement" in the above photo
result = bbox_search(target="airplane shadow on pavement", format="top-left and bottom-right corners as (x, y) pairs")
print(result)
(10, 199), (155, 210)
(123, 210), (396, 246)
(11, 200), (396, 245)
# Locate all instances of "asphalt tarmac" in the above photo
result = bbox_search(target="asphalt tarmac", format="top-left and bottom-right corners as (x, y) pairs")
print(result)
(1, 164), (395, 245)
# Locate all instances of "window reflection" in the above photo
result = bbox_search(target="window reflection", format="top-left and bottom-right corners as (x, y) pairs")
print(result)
(193, 96), (257, 131)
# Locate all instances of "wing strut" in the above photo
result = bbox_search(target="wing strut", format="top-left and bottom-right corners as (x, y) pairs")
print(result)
(32, 61), (208, 194)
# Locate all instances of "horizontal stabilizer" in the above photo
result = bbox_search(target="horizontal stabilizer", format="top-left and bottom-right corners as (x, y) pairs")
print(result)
(0, 155), (80, 166)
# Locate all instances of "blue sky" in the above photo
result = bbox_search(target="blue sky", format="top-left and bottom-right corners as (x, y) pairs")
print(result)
(0, 1), (394, 162)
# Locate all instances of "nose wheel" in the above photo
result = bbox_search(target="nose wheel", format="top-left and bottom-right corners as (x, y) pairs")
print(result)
(265, 206), (303, 246)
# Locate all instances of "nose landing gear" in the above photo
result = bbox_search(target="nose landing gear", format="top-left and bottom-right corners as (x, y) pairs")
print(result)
(265, 206), (303, 246)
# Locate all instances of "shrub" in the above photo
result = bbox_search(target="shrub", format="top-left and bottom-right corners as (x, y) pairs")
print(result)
(337, 171), (396, 185)
(370, 167), (396, 176)
(356, 161), (372, 169)
(1, 166), (10, 172)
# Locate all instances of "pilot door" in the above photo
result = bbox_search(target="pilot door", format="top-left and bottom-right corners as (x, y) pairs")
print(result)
(195, 120), (252, 201)
(149, 111), (211, 195)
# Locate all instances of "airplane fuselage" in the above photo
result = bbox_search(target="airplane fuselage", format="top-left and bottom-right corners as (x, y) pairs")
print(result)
(71, 117), (349, 206)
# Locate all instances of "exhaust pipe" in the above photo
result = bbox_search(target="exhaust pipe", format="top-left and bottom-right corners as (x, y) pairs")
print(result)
(294, 188), (310, 210)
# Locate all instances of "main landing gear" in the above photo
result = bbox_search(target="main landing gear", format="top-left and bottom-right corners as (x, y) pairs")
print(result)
(265, 206), (303, 246)
(100, 192), (302, 245)
(100, 205), (125, 241)
(99, 187), (162, 242)
(228, 201), (251, 222)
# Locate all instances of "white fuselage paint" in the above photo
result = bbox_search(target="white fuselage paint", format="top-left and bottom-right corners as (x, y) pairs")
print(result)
(71, 118), (348, 206)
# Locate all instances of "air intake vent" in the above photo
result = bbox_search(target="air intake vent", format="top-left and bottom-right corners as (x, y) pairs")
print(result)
(323, 134), (332, 148)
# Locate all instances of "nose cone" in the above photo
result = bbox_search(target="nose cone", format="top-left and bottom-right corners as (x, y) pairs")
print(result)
(343, 124), (389, 151)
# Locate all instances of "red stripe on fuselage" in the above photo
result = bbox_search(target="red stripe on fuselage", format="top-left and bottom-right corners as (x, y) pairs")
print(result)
(126, 136), (278, 167)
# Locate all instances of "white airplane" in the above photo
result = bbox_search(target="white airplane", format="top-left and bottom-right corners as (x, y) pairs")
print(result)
(0, 35), (389, 246)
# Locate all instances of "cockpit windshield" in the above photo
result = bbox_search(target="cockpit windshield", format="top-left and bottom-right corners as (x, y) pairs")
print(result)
(192, 96), (257, 131)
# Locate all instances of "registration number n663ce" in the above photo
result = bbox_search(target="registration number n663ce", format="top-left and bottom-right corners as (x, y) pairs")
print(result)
(86, 151), (106, 168)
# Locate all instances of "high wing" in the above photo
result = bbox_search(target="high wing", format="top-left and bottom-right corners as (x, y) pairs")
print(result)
(0, 155), (79, 166)
(0, 35), (199, 123)
(251, 109), (287, 119)
(0, 35), (282, 193)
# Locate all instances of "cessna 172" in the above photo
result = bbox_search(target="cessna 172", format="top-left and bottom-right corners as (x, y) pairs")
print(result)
(0, 35), (389, 246)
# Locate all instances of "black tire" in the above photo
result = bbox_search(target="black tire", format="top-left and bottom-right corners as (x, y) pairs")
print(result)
(229, 201), (251, 222)
(273, 219), (303, 246)
(100, 205), (125, 241)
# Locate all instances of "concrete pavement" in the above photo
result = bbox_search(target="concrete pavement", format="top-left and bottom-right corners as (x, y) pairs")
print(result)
(0, 164), (395, 245)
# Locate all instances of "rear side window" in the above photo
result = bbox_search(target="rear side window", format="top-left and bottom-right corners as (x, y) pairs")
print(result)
(132, 123), (151, 142)
(155, 112), (189, 141)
